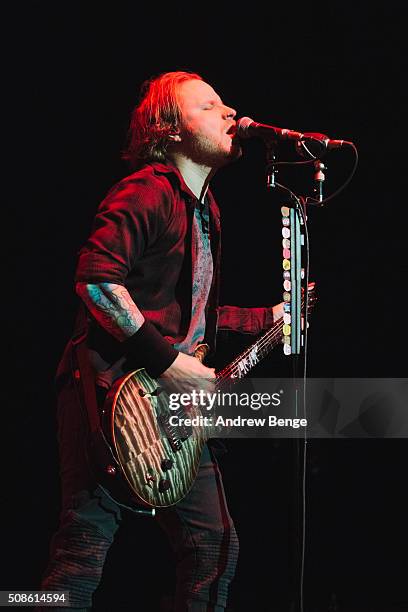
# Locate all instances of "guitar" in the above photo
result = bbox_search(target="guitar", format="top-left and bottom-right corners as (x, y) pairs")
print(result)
(97, 284), (316, 509)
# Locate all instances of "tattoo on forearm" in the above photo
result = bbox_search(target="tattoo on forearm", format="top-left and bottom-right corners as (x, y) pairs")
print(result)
(76, 282), (145, 342)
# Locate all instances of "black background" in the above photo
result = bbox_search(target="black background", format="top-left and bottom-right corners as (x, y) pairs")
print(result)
(4, 2), (407, 611)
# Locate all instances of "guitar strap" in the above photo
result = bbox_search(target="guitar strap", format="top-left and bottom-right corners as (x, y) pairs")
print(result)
(69, 305), (121, 480)
(70, 304), (100, 434)
(69, 305), (156, 516)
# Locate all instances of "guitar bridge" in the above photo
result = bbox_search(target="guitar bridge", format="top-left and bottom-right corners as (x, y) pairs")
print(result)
(158, 413), (192, 452)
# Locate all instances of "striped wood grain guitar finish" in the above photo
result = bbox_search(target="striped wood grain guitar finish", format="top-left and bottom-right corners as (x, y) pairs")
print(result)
(101, 286), (316, 508)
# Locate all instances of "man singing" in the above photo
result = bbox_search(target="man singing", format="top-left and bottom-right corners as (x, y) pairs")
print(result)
(41, 71), (283, 611)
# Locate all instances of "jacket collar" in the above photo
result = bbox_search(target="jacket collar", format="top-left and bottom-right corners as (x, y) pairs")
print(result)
(147, 161), (219, 218)
(148, 160), (194, 197)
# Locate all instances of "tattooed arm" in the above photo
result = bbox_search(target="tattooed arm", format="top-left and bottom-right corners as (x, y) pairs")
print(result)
(75, 282), (145, 342)
(75, 281), (215, 387)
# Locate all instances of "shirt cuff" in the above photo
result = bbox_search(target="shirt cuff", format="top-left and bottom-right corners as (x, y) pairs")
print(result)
(123, 320), (179, 378)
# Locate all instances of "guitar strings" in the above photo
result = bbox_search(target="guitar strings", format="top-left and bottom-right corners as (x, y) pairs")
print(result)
(217, 324), (282, 382)
(216, 321), (284, 384)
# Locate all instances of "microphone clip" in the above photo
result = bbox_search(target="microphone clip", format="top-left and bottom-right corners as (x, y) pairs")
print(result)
(265, 141), (278, 190)
(312, 160), (326, 204)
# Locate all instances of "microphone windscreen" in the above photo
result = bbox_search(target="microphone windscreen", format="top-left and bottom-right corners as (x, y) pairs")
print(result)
(236, 117), (254, 138)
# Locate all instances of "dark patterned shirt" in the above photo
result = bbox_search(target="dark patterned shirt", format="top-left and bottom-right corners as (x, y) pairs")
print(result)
(174, 198), (213, 356)
(65, 161), (274, 389)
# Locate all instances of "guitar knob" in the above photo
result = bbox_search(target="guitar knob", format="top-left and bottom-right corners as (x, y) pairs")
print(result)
(159, 479), (171, 492)
(161, 458), (174, 471)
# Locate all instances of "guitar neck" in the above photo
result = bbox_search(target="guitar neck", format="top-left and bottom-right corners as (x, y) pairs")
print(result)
(215, 317), (284, 387)
(215, 286), (315, 388)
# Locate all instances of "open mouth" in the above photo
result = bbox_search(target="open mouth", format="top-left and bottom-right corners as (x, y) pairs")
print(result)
(226, 124), (237, 136)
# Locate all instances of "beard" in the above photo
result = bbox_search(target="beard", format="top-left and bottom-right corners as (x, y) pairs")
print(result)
(181, 129), (242, 168)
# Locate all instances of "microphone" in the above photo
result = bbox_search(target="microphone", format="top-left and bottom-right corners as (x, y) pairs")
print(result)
(236, 116), (303, 142)
(297, 132), (352, 151)
(236, 117), (353, 153)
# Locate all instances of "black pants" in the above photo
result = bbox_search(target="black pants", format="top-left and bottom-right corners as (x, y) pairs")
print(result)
(40, 376), (239, 610)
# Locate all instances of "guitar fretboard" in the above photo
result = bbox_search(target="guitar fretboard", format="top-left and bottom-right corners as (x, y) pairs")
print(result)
(215, 317), (285, 387)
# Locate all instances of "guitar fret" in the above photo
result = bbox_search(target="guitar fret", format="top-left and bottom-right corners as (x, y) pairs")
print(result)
(216, 321), (285, 385)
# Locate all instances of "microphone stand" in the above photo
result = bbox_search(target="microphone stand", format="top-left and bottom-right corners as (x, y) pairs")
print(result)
(264, 137), (354, 610)
(266, 149), (309, 612)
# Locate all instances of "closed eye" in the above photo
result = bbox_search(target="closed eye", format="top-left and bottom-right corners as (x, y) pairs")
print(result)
(202, 99), (223, 110)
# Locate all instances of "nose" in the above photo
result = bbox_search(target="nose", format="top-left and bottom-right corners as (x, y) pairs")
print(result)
(223, 105), (236, 120)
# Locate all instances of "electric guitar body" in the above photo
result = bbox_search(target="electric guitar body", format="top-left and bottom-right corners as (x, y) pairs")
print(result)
(97, 284), (316, 509)
(101, 368), (207, 508)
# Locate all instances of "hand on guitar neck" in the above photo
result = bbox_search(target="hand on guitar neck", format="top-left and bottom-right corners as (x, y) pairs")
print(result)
(160, 351), (216, 396)
(260, 282), (316, 327)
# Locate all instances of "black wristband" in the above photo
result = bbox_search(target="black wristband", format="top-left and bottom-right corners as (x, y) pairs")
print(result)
(123, 320), (179, 378)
